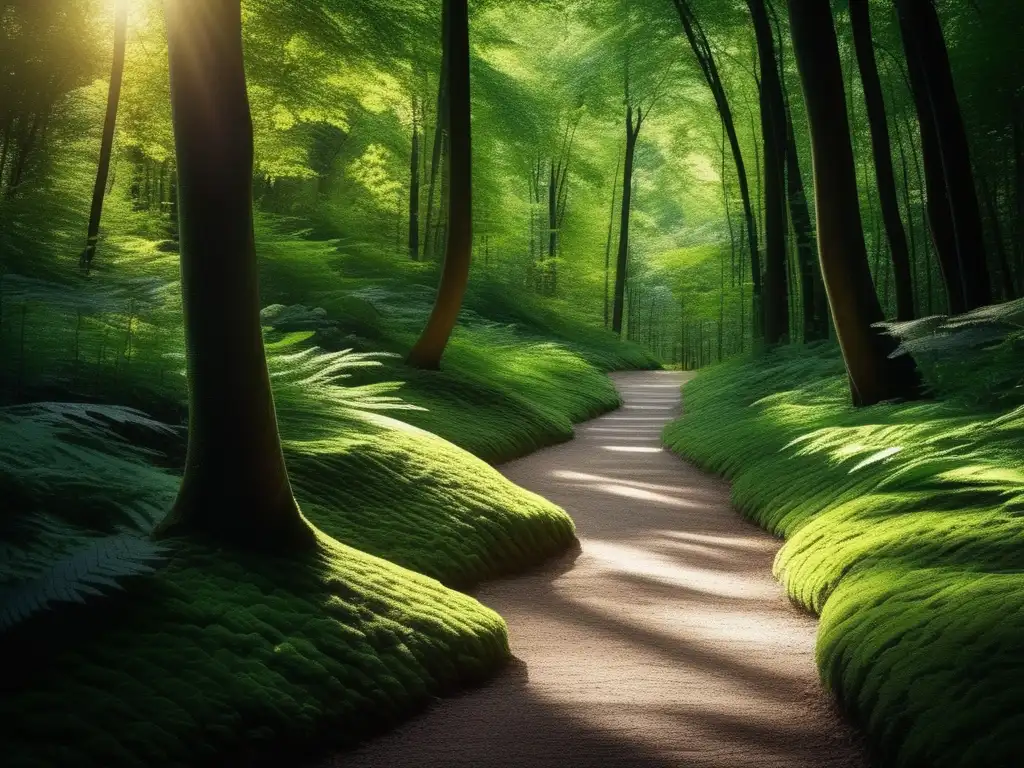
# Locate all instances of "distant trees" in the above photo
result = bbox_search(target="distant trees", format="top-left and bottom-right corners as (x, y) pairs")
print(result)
(788, 0), (924, 405)
(408, 0), (473, 369)
(155, 0), (315, 551)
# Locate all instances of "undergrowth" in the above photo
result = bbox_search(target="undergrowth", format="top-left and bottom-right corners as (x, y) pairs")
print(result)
(663, 343), (1024, 768)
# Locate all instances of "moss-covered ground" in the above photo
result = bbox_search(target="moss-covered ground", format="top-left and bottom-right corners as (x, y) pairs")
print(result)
(663, 344), (1024, 768)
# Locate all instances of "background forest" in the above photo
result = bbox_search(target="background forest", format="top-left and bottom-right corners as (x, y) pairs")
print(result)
(3, 0), (1024, 766)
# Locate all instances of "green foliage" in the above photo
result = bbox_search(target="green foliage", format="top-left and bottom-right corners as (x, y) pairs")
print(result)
(663, 344), (1024, 767)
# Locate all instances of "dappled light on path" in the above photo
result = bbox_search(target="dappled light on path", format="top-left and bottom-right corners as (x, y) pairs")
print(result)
(330, 371), (867, 768)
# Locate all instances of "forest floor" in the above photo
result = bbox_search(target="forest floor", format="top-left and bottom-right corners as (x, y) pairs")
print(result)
(325, 371), (868, 768)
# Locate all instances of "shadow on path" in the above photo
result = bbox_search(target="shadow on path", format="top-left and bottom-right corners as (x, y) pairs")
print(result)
(324, 371), (869, 768)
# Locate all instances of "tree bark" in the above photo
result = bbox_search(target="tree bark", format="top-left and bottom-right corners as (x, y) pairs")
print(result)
(408, 0), (471, 369)
(788, 0), (925, 406)
(850, 0), (915, 321)
(748, 0), (789, 344)
(155, 0), (314, 551)
(612, 107), (641, 335)
(896, 0), (990, 311)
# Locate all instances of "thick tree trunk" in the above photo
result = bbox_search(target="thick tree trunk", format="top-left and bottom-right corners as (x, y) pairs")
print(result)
(612, 109), (640, 335)
(407, 0), (471, 369)
(749, 0), (788, 344)
(156, 0), (314, 551)
(672, 0), (762, 332)
(896, 0), (990, 311)
(788, 0), (924, 406)
(850, 0), (915, 321)
(408, 101), (420, 261)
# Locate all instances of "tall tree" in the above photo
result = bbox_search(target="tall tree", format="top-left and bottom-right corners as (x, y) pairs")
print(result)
(422, 0), (451, 262)
(895, 0), (991, 312)
(850, 0), (914, 321)
(671, 0), (762, 337)
(408, 0), (472, 369)
(611, 101), (643, 335)
(788, 0), (924, 406)
(748, 0), (789, 344)
(408, 97), (421, 261)
(155, 0), (315, 551)
(82, 0), (128, 272)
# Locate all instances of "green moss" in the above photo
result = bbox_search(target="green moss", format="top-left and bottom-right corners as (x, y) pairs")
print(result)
(1, 534), (508, 768)
(662, 343), (1024, 768)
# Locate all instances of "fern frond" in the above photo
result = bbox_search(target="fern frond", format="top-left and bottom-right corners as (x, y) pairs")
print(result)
(0, 534), (166, 632)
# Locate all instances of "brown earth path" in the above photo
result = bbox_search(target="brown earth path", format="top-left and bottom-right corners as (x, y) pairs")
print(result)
(327, 370), (869, 768)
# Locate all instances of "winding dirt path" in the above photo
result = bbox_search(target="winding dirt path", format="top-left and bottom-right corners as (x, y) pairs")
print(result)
(329, 371), (869, 768)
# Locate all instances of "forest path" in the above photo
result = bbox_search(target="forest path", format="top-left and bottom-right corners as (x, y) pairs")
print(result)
(329, 371), (868, 768)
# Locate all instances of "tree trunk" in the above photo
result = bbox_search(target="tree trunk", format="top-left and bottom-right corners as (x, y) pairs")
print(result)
(422, 0), (450, 262)
(979, 174), (1015, 300)
(850, 0), (915, 321)
(749, 0), (788, 344)
(612, 108), (641, 335)
(896, 0), (990, 311)
(407, 0), (471, 369)
(788, 0), (924, 406)
(672, 0), (762, 333)
(604, 149), (621, 328)
(155, 0), (314, 551)
(408, 99), (420, 261)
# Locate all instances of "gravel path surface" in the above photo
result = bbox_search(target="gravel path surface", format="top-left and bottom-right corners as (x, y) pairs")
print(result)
(327, 370), (869, 768)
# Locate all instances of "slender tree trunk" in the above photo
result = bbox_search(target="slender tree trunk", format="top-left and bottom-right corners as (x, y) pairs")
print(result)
(612, 108), (641, 335)
(788, 0), (924, 406)
(749, 0), (789, 344)
(850, 0), (914, 320)
(672, 0), (762, 334)
(979, 174), (1015, 300)
(155, 0), (314, 551)
(1015, 97), (1024, 288)
(896, 0), (990, 311)
(408, 100), (421, 261)
(547, 160), (557, 291)
(408, 0), (471, 369)
(422, 0), (450, 262)
(604, 149), (621, 328)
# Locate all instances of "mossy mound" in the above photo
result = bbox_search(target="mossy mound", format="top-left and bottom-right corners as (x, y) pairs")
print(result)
(662, 344), (1024, 767)
(1, 534), (508, 768)
(286, 411), (576, 587)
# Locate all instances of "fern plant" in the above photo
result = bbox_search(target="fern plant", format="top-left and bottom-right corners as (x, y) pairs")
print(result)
(0, 534), (166, 632)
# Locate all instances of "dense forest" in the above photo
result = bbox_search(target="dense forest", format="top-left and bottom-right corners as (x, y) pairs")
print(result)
(2, 0), (1023, 766)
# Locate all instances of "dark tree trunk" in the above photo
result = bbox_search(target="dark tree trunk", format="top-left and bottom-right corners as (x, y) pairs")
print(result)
(979, 174), (1015, 300)
(408, 0), (471, 369)
(748, 0), (789, 344)
(408, 100), (420, 261)
(672, 0), (762, 332)
(604, 150), (621, 328)
(850, 0), (915, 321)
(83, 0), (128, 271)
(612, 107), (642, 335)
(155, 0), (314, 551)
(788, 0), (925, 406)
(548, 160), (557, 292)
(1015, 97), (1024, 288)
(896, 0), (990, 311)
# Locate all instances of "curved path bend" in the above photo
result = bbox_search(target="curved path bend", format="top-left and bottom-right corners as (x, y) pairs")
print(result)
(330, 371), (869, 768)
